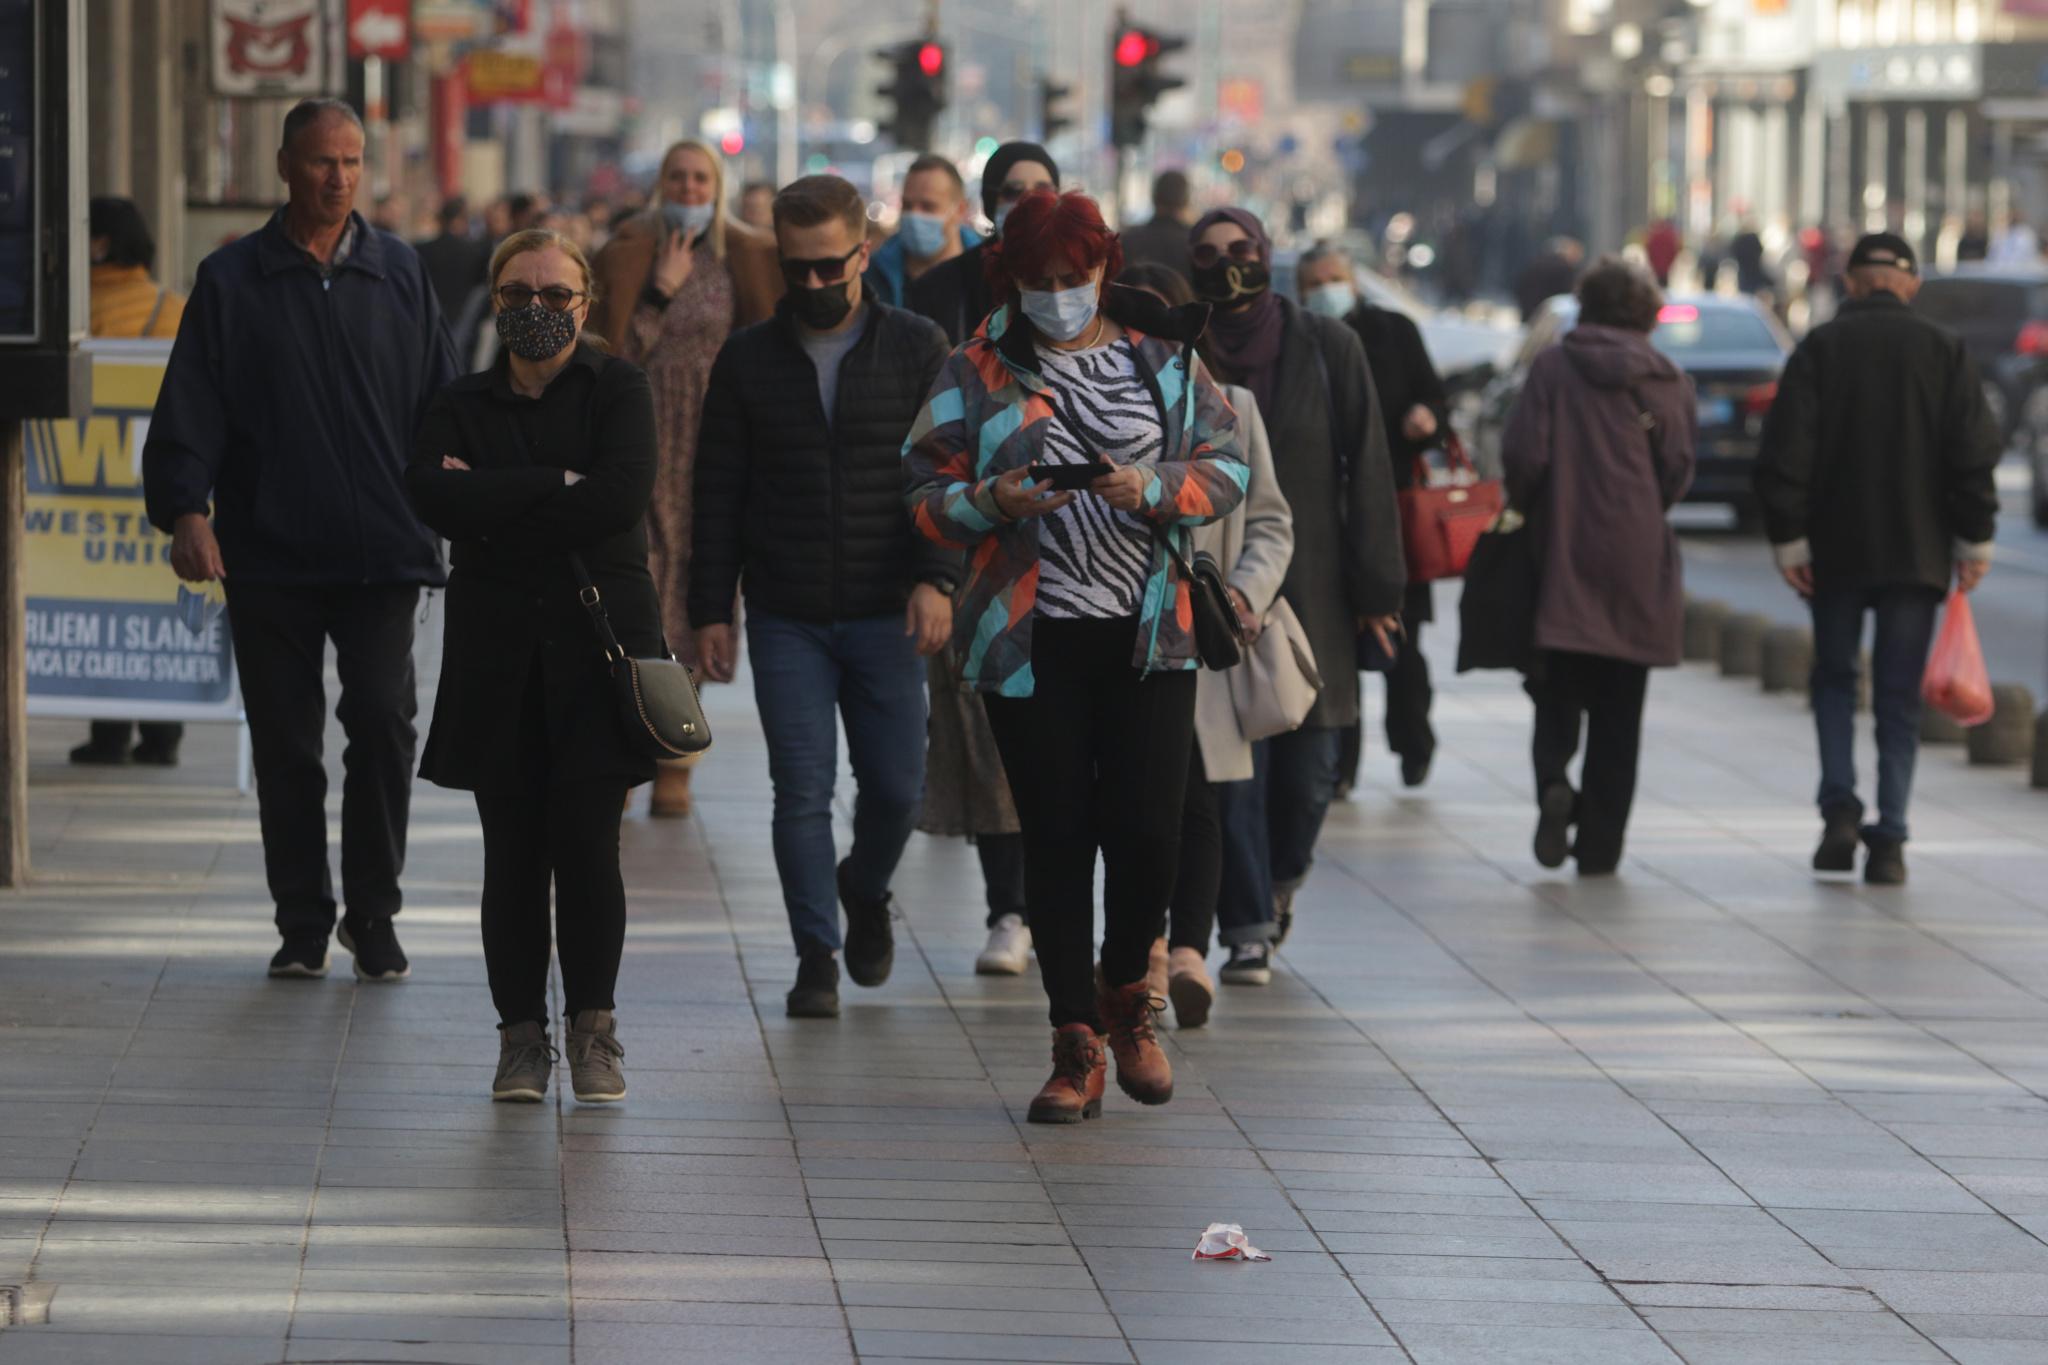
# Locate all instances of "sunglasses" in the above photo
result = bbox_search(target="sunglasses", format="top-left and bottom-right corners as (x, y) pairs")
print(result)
(495, 284), (587, 313)
(1190, 240), (1263, 269)
(779, 243), (863, 287)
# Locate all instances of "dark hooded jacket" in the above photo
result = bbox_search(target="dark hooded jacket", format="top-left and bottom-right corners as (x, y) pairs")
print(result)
(1502, 325), (1697, 668)
(906, 241), (994, 346)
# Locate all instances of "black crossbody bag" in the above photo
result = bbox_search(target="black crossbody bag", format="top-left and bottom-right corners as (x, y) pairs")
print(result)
(570, 554), (712, 759)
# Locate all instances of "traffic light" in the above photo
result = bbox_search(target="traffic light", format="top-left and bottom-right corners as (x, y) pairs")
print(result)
(1109, 16), (1185, 150)
(875, 37), (948, 151)
(1039, 77), (1072, 142)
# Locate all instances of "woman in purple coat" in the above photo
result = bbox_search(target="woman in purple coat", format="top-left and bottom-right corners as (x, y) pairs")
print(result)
(1501, 258), (1696, 874)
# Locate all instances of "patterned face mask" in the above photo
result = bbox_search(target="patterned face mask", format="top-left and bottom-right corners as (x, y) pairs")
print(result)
(494, 301), (578, 361)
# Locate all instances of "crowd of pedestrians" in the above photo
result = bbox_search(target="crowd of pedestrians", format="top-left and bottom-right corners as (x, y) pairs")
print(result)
(133, 96), (2002, 1117)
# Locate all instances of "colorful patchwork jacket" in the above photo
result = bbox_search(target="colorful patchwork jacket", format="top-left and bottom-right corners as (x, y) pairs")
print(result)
(902, 285), (1249, 696)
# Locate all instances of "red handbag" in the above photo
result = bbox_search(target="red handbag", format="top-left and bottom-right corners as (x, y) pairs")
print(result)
(1398, 431), (1504, 583)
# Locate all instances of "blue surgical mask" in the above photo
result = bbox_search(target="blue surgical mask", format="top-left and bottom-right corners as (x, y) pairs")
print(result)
(1020, 281), (1100, 342)
(662, 201), (713, 239)
(898, 211), (949, 259)
(1305, 281), (1357, 319)
(992, 203), (1013, 237)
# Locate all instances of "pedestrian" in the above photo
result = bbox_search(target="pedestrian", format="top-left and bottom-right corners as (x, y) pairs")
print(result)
(1297, 241), (1450, 794)
(903, 188), (1248, 1121)
(1119, 170), (1195, 279)
(1753, 233), (2000, 885)
(1514, 236), (1585, 322)
(588, 139), (782, 818)
(736, 180), (777, 233)
(1501, 257), (1696, 875)
(691, 174), (958, 1019)
(143, 98), (455, 980)
(1187, 206), (1404, 983)
(414, 195), (489, 328)
(1119, 262), (1294, 1028)
(405, 228), (653, 1105)
(72, 196), (189, 770)
(869, 154), (981, 308)
(1645, 219), (1681, 287)
(908, 140), (1058, 344)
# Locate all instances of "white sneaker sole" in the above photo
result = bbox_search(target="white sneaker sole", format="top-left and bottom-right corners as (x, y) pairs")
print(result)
(975, 953), (1028, 976)
(336, 925), (411, 982)
(573, 1087), (626, 1103)
(492, 1085), (546, 1103)
(1219, 967), (1272, 987)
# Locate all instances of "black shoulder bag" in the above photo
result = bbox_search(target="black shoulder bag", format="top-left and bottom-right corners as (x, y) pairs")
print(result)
(570, 554), (712, 759)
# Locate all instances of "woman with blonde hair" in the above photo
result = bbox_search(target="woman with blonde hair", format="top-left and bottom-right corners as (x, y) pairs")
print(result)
(408, 228), (661, 1105)
(588, 140), (783, 817)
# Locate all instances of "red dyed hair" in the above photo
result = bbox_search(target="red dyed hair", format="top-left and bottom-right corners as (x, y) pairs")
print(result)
(984, 189), (1124, 306)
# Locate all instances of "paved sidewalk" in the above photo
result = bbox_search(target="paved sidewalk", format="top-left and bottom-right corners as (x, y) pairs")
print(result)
(4, 608), (2048, 1364)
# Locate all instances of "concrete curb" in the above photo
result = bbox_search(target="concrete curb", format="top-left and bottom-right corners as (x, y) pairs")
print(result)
(1970, 685), (2037, 767)
(1683, 599), (1730, 663)
(1760, 625), (1812, 695)
(1719, 612), (1772, 679)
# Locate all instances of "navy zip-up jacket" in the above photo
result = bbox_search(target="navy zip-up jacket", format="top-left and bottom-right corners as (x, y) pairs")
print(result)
(144, 208), (457, 586)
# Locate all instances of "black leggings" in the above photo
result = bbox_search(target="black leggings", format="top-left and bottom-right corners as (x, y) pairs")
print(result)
(1525, 651), (1649, 872)
(476, 781), (630, 1028)
(1169, 742), (1219, 954)
(983, 616), (1197, 1030)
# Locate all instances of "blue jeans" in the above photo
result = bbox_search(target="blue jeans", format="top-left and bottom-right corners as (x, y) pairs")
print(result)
(1809, 585), (1942, 843)
(745, 609), (929, 958)
(1214, 726), (1342, 946)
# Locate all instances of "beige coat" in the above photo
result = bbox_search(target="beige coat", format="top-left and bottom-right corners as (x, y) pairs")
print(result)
(1191, 385), (1295, 782)
(587, 212), (783, 352)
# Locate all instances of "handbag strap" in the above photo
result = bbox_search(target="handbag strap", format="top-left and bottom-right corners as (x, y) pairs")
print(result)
(1625, 383), (1664, 463)
(568, 553), (628, 665)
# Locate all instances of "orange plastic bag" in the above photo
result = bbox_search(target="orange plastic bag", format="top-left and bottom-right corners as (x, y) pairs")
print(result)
(1922, 590), (1995, 727)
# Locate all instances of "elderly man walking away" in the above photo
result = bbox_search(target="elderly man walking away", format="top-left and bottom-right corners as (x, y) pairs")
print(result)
(144, 99), (457, 980)
(1754, 233), (2001, 886)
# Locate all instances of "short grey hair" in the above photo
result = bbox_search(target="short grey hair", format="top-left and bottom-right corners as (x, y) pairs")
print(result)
(280, 98), (364, 153)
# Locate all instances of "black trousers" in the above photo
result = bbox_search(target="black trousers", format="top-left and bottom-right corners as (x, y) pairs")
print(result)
(983, 616), (1197, 1030)
(1340, 612), (1436, 784)
(1169, 743), (1219, 955)
(1525, 651), (1649, 871)
(225, 582), (419, 939)
(475, 781), (629, 1028)
(977, 832), (1028, 928)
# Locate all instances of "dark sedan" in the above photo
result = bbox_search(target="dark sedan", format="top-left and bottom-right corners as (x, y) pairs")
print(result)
(1913, 268), (2048, 527)
(1470, 293), (1792, 525)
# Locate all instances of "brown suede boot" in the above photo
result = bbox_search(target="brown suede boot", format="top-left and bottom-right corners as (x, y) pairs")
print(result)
(650, 762), (693, 818)
(1146, 937), (1170, 1000)
(1166, 947), (1214, 1029)
(1027, 1024), (1106, 1124)
(1098, 978), (1173, 1105)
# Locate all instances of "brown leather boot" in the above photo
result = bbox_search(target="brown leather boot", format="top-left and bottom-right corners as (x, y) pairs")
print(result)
(1166, 947), (1214, 1030)
(1098, 978), (1173, 1105)
(1027, 1024), (1106, 1124)
(650, 762), (693, 818)
(1145, 937), (1169, 1001)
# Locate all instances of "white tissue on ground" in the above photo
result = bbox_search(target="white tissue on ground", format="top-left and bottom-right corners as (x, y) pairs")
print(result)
(1193, 1222), (1271, 1262)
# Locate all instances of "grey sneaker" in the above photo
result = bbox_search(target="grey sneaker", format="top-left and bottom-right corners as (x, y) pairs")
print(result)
(565, 1009), (627, 1103)
(492, 1021), (555, 1103)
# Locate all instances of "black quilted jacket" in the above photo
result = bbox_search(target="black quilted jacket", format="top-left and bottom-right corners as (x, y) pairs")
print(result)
(689, 292), (960, 626)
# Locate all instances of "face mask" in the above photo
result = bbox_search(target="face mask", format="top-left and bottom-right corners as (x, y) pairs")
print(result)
(992, 203), (1014, 237)
(661, 201), (713, 239)
(494, 302), (579, 362)
(1304, 282), (1357, 319)
(898, 211), (949, 260)
(1020, 281), (1099, 342)
(790, 280), (856, 330)
(1193, 259), (1271, 305)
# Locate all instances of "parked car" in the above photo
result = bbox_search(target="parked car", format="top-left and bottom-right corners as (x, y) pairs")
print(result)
(1913, 267), (2048, 527)
(1469, 293), (1792, 526)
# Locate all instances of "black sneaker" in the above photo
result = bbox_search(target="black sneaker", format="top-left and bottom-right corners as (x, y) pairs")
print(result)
(1813, 806), (1862, 874)
(1219, 943), (1273, 986)
(786, 952), (841, 1018)
(1534, 783), (1575, 870)
(1863, 834), (1907, 886)
(268, 936), (330, 978)
(131, 741), (181, 767)
(68, 739), (131, 766)
(1400, 751), (1433, 789)
(337, 918), (410, 982)
(837, 860), (895, 988)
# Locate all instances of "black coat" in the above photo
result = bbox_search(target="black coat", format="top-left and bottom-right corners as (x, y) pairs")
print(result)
(1755, 292), (2001, 592)
(414, 231), (490, 325)
(1346, 304), (1449, 486)
(690, 294), (959, 627)
(407, 344), (662, 793)
(906, 241), (994, 345)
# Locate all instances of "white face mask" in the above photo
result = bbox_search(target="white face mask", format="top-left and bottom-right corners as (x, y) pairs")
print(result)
(1305, 281), (1357, 319)
(1020, 281), (1100, 342)
(662, 201), (714, 239)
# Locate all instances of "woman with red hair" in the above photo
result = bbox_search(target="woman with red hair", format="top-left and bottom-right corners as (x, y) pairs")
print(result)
(903, 189), (1248, 1123)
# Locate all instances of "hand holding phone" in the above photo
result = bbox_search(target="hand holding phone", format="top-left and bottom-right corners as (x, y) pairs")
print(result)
(1024, 461), (1114, 492)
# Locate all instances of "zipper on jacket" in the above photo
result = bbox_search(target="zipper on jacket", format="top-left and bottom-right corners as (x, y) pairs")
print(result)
(313, 265), (371, 583)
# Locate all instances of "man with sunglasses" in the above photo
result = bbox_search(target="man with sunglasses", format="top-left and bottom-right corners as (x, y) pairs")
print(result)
(907, 141), (1059, 344)
(691, 175), (959, 1020)
(144, 99), (456, 983)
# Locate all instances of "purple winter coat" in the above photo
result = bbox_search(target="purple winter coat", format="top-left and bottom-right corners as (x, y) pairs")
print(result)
(1501, 324), (1697, 668)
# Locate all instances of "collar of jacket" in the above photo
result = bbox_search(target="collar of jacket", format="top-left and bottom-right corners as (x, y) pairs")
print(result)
(986, 283), (1211, 386)
(255, 207), (386, 280)
(483, 337), (606, 402)
(1841, 290), (1908, 313)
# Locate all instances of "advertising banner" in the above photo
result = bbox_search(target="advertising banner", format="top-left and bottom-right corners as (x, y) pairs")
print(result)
(211, 0), (335, 99)
(20, 340), (240, 722)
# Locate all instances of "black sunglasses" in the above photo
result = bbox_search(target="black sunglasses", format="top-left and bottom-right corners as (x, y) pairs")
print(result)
(1190, 240), (1262, 269)
(780, 244), (863, 286)
(495, 284), (586, 313)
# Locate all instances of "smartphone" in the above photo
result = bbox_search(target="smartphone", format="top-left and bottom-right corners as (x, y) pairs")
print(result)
(1024, 462), (1113, 492)
(1356, 623), (1403, 673)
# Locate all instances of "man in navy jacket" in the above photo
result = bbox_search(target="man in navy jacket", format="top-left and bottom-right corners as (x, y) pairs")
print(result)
(144, 99), (456, 982)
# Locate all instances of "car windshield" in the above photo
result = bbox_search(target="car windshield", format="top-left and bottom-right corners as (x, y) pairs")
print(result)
(1648, 304), (1779, 355)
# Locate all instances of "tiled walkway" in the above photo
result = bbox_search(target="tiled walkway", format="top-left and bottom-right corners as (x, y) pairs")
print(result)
(4, 606), (2048, 1364)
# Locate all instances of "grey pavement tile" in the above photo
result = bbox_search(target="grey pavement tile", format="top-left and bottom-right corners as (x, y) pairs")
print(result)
(844, 1305), (1122, 1337)
(1353, 1273), (1624, 1307)
(565, 1323), (854, 1363)
(1368, 1297), (1645, 1328)
(1127, 1345), (1401, 1364)
(283, 1343), (571, 1364)
(1856, 1270), (2048, 1315)
(567, 1228), (825, 1257)
(569, 1298), (845, 1326)
(284, 1313), (572, 1345)
(826, 1259), (1098, 1291)
(851, 1329), (1135, 1363)
(824, 1239), (1083, 1265)
(1639, 1306), (1933, 1337)
(0, 1332), (288, 1365)
(1395, 1323), (1683, 1363)
(1655, 1332), (1952, 1364)
(1613, 1283), (1886, 1311)
(1118, 1313), (1399, 1347)
(568, 1250), (840, 1303)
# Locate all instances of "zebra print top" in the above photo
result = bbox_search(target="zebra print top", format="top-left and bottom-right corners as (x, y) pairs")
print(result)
(1033, 339), (1164, 620)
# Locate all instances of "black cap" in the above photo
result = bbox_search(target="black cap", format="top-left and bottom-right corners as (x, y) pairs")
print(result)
(981, 141), (1060, 222)
(1847, 232), (1917, 274)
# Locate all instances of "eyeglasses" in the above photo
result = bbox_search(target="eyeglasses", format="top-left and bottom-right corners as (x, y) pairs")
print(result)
(1190, 240), (1262, 269)
(495, 284), (587, 313)
(779, 244), (863, 287)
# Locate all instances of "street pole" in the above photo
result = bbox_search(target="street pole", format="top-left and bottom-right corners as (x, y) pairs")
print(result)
(0, 421), (25, 886)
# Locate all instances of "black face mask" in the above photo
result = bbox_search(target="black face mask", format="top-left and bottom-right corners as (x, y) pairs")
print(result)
(1192, 260), (1271, 306)
(789, 280), (855, 330)
(494, 303), (578, 361)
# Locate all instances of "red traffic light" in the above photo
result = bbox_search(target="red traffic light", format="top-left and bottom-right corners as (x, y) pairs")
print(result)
(917, 42), (944, 77)
(1114, 29), (1155, 67)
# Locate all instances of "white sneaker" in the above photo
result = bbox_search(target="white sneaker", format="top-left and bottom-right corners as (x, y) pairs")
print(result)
(975, 914), (1032, 975)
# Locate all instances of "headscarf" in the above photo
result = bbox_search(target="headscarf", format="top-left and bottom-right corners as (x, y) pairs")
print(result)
(1190, 206), (1283, 413)
(980, 142), (1061, 223)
